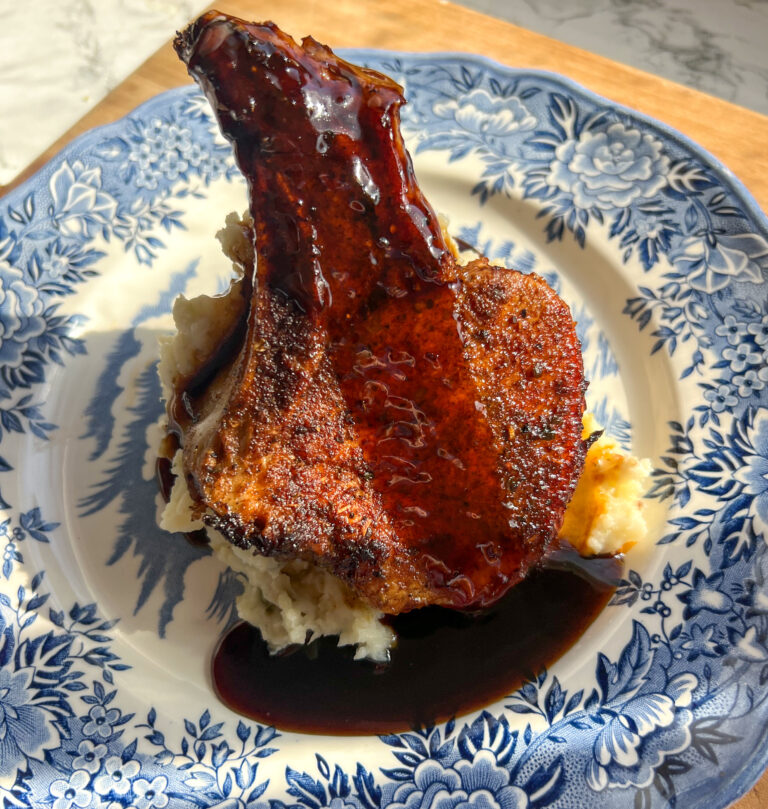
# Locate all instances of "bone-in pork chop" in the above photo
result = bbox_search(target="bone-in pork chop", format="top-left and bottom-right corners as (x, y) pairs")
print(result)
(171, 12), (587, 614)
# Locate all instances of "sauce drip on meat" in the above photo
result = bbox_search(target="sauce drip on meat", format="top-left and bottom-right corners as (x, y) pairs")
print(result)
(173, 15), (588, 613)
(167, 13), (608, 734)
(212, 551), (619, 734)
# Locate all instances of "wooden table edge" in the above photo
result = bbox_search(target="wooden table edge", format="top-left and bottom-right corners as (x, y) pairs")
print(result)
(2, 0), (768, 212)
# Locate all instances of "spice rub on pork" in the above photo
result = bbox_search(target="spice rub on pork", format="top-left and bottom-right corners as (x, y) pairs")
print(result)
(171, 12), (588, 614)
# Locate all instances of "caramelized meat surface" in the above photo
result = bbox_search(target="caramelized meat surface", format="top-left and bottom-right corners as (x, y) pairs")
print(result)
(172, 12), (587, 613)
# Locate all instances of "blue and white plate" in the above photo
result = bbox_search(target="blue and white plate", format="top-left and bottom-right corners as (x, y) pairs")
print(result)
(1, 51), (767, 809)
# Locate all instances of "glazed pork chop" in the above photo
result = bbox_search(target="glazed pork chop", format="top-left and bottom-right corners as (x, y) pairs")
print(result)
(171, 12), (587, 614)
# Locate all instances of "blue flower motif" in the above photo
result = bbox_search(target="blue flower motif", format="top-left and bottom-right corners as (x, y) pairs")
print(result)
(624, 212), (678, 270)
(715, 315), (750, 346)
(586, 673), (697, 791)
(389, 750), (529, 809)
(32, 238), (104, 289)
(39, 246), (70, 280)
(0, 262), (46, 370)
(739, 574), (768, 618)
(201, 152), (232, 183)
(545, 122), (668, 209)
(185, 142), (207, 168)
(723, 342), (762, 374)
(132, 774), (169, 809)
(49, 160), (118, 239)
(126, 119), (195, 190)
(134, 166), (160, 191)
(157, 152), (189, 181)
(93, 755), (140, 796)
(734, 408), (768, 536)
(73, 739), (108, 773)
(0, 666), (53, 779)
(703, 384), (738, 413)
(680, 623), (721, 660)
(748, 316), (768, 346)
(154, 122), (192, 155)
(129, 140), (155, 170)
(433, 89), (536, 141)
(733, 370), (765, 398)
(672, 233), (768, 293)
(727, 625), (768, 662)
(83, 705), (121, 739)
(50, 768), (93, 809)
(122, 111), (232, 191)
(677, 569), (733, 620)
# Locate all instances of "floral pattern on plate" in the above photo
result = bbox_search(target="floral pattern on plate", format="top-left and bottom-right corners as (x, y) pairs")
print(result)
(0, 51), (767, 809)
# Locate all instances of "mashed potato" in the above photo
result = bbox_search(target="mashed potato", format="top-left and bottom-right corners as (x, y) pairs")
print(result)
(159, 450), (395, 660)
(157, 213), (651, 661)
(561, 414), (652, 556)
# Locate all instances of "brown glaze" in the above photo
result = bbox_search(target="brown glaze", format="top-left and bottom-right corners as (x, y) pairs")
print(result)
(155, 456), (209, 548)
(212, 551), (620, 734)
(172, 14), (587, 613)
(156, 456), (176, 504)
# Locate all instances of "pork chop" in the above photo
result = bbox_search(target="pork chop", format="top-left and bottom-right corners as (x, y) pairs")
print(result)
(171, 12), (587, 613)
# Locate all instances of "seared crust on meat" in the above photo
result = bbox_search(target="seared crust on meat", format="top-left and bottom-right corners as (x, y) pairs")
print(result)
(456, 259), (588, 587)
(172, 12), (587, 613)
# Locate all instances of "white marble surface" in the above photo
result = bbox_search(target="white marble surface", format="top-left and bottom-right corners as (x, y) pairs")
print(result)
(2, 0), (767, 185)
(0, 0), (207, 185)
(460, 0), (768, 116)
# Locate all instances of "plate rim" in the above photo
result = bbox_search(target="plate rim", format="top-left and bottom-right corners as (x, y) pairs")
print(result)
(1, 47), (767, 809)
(4, 49), (767, 233)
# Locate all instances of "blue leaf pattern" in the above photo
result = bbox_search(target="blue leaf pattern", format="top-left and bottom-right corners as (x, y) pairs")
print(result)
(0, 52), (765, 809)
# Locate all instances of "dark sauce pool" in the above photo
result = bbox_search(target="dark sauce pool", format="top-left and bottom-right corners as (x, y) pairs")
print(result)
(211, 552), (619, 735)
(156, 459), (617, 733)
(169, 14), (609, 735)
(159, 384), (618, 734)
